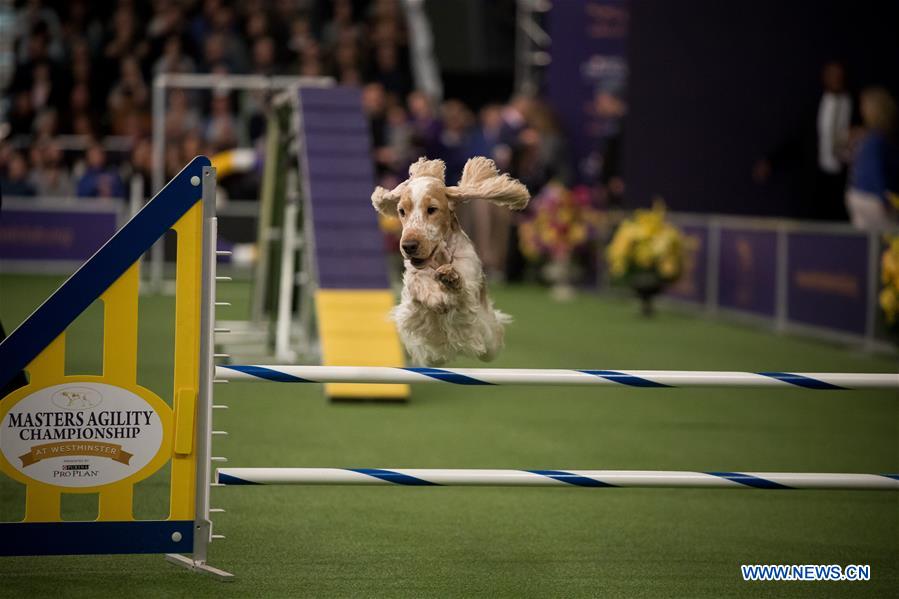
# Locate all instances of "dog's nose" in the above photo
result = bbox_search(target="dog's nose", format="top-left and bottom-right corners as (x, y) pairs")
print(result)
(401, 241), (419, 255)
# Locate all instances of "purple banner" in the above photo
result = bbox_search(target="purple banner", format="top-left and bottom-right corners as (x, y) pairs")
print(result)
(666, 224), (708, 304)
(0, 208), (119, 262)
(717, 228), (778, 316)
(787, 232), (869, 335)
(545, 0), (628, 182)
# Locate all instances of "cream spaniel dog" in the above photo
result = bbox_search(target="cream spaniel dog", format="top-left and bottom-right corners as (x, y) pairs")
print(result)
(371, 157), (530, 365)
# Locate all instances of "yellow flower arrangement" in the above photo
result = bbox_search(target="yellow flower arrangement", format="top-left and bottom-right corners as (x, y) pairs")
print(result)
(606, 201), (684, 283)
(879, 236), (899, 325)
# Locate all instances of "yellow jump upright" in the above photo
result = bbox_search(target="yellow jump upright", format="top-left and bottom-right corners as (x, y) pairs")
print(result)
(0, 157), (229, 578)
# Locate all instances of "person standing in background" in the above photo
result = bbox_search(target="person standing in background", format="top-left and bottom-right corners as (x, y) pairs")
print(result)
(754, 61), (854, 220)
(816, 62), (853, 213)
(845, 87), (898, 230)
(469, 104), (514, 280)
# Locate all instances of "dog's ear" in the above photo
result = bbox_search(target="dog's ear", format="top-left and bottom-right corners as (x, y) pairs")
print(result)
(371, 181), (407, 216)
(445, 157), (530, 210)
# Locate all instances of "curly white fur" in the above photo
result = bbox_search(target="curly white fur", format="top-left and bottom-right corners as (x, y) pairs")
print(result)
(371, 157), (530, 365)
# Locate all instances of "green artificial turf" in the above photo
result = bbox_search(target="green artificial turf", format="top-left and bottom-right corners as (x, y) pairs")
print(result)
(1, 274), (897, 598)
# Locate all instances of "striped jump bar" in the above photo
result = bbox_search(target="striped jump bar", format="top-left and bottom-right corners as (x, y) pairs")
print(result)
(215, 365), (899, 390)
(216, 468), (899, 490)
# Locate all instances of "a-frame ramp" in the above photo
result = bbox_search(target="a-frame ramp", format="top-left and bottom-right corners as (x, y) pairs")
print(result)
(296, 87), (409, 401)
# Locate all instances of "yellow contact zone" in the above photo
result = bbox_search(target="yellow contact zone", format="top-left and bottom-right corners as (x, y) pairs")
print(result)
(315, 289), (410, 399)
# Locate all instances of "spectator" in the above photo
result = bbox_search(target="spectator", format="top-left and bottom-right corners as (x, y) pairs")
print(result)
(129, 137), (153, 186)
(69, 39), (95, 92)
(65, 82), (94, 134)
(469, 105), (514, 278)
(245, 12), (270, 42)
(299, 40), (325, 77)
(0, 152), (37, 197)
(287, 16), (314, 57)
(165, 89), (201, 142)
(146, 3), (186, 49)
(62, 1), (104, 52)
(103, 6), (145, 65)
(108, 56), (149, 134)
(470, 104), (510, 168)
(7, 91), (35, 138)
(208, 5), (249, 73)
(32, 108), (58, 140)
(362, 82), (389, 172)
(204, 94), (238, 152)
(15, 1), (64, 63)
(29, 141), (73, 197)
(251, 36), (277, 76)
(76, 143), (125, 200)
(333, 39), (361, 83)
(406, 90), (440, 153)
(510, 100), (572, 193)
(429, 99), (474, 185)
(817, 62), (854, 207)
(845, 87), (899, 230)
(202, 32), (229, 71)
(322, 0), (359, 49)
(153, 35), (197, 76)
(371, 42), (410, 99)
(9, 21), (64, 94)
(384, 103), (413, 172)
(182, 131), (206, 164)
(28, 60), (62, 115)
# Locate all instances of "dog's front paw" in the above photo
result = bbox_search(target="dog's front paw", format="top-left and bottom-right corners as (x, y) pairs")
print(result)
(435, 264), (461, 290)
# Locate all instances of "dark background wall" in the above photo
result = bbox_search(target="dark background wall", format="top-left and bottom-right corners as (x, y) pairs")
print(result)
(624, 0), (899, 218)
(426, 0), (516, 108)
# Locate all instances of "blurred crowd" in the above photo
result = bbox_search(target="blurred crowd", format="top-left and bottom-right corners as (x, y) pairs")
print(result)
(0, 0), (420, 199)
(0, 1), (569, 212)
(0, 0), (578, 277)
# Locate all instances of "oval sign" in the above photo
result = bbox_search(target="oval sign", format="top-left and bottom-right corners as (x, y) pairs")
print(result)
(0, 382), (164, 488)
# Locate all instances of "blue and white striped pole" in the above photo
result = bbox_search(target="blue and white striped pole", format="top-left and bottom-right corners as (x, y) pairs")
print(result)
(215, 365), (899, 390)
(216, 468), (899, 490)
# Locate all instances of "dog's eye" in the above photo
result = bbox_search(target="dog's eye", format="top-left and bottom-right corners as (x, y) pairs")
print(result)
(398, 208), (405, 217)
(427, 206), (437, 215)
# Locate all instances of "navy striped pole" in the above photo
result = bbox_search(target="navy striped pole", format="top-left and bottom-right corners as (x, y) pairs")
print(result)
(215, 365), (899, 390)
(216, 468), (899, 490)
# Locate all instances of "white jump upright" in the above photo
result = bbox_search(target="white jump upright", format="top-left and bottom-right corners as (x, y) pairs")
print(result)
(215, 365), (899, 390)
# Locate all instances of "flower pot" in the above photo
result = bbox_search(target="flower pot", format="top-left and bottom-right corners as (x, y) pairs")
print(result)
(629, 271), (664, 317)
(543, 254), (577, 302)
